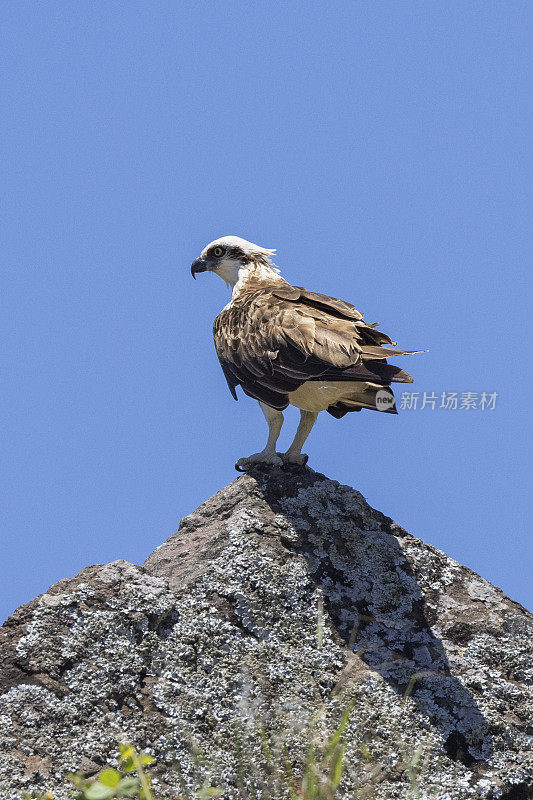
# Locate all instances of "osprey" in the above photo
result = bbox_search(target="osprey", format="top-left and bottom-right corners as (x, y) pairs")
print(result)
(191, 236), (421, 471)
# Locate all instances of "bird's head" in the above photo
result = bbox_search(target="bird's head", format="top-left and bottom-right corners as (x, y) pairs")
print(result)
(190, 236), (278, 288)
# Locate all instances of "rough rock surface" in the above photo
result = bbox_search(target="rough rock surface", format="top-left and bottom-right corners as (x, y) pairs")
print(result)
(0, 467), (531, 799)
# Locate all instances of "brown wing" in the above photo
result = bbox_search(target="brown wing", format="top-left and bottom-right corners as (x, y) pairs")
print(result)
(271, 285), (364, 321)
(213, 283), (419, 409)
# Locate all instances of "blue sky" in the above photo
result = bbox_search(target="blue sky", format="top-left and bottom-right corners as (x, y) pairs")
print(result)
(1, 1), (531, 621)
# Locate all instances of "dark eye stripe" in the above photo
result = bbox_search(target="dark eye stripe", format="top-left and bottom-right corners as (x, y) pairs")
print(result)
(208, 245), (244, 259)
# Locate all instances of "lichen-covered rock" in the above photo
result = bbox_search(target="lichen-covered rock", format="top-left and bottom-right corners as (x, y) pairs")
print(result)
(0, 467), (531, 799)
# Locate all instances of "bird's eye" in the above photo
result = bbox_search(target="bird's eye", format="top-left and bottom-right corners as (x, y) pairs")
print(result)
(213, 246), (224, 257)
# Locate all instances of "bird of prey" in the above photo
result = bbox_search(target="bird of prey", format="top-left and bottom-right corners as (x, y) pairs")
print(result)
(191, 236), (422, 471)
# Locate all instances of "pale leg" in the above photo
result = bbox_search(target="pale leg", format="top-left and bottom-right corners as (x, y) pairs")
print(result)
(282, 410), (318, 465)
(235, 402), (284, 470)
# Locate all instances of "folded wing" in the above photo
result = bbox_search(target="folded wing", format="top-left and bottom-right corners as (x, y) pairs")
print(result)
(213, 282), (419, 410)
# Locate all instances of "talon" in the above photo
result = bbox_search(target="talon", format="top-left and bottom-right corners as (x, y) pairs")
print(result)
(234, 453), (283, 472)
(281, 453), (309, 466)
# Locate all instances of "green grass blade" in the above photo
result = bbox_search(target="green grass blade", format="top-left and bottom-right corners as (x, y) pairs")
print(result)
(323, 701), (355, 762)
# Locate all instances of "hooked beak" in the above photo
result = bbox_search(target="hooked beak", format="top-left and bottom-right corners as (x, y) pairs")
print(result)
(190, 256), (210, 279)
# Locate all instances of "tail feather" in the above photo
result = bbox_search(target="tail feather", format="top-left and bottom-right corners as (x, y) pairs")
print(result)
(327, 385), (398, 418)
(360, 345), (426, 359)
(311, 360), (414, 384)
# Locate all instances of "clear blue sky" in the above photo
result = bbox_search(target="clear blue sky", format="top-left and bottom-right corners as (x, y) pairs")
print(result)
(1, 2), (531, 622)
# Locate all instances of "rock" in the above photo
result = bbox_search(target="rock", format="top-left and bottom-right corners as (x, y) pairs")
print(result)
(0, 467), (531, 799)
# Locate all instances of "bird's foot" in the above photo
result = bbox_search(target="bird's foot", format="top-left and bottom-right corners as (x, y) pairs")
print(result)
(235, 452), (283, 472)
(280, 452), (309, 466)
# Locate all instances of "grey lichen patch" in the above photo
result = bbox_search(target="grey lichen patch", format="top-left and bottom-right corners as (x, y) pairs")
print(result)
(0, 467), (531, 799)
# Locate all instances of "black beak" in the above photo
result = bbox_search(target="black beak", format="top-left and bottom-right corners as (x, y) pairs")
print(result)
(190, 256), (209, 279)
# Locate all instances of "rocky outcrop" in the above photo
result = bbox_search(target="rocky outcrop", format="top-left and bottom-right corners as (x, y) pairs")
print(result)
(0, 467), (531, 799)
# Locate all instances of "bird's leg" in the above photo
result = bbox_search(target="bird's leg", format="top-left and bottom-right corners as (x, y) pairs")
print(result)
(282, 410), (318, 465)
(235, 402), (284, 471)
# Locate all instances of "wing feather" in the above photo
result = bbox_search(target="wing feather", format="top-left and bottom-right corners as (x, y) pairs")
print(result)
(213, 280), (419, 407)
(272, 286), (363, 320)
